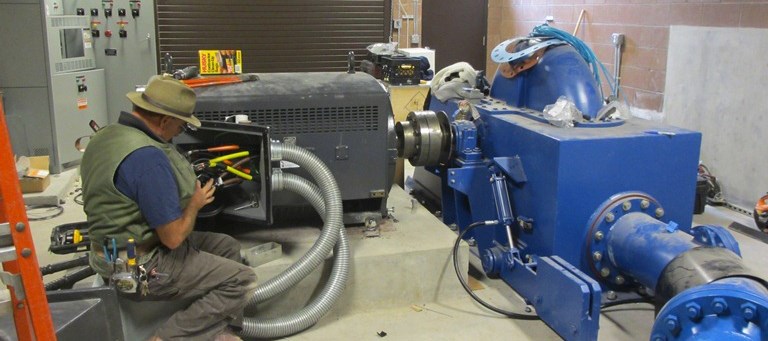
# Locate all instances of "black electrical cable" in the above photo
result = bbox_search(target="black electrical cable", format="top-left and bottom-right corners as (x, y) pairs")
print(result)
(26, 205), (64, 221)
(44, 266), (96, 291)
(453, 220), (540, 320)
(73, 193), (84, 205)
(40, 254), (90, 276)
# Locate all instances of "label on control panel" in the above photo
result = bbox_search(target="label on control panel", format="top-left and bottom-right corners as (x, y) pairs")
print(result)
(77, 97), (88, 110)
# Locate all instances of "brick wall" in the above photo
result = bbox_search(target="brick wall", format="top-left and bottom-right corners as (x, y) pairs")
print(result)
(391, 0), (423, 48)
(487, 0), (768, 112)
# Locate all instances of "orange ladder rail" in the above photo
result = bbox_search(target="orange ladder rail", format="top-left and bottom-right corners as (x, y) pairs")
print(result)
(0, 92), (56, 340)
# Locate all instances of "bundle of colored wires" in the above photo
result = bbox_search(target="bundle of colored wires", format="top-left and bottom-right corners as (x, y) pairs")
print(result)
(531, 24), (617, 100)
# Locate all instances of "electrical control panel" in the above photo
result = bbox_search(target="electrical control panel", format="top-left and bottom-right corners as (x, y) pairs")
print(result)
(63, 0), (158, 123)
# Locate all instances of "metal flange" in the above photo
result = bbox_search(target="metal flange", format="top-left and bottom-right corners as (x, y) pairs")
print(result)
(395, 111), (453, 166)
(585, 192), (664, 288)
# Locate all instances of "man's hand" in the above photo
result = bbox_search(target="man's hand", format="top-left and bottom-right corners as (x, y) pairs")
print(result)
(156, 179), (215, 249)
(190, 179), (216, 210)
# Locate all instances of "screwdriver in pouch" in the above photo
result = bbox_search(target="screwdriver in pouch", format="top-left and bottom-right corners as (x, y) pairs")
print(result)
(126, 238), (136, 271)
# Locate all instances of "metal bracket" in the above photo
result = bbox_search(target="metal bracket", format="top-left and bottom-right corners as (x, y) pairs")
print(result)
(0, 246), (17, 263)
(493, 156), (527, 184)
(363, 217), (380, 238)
(500, 255), (601, 340)
(0, 271), (25, 301)
(335, 145), (349, 160)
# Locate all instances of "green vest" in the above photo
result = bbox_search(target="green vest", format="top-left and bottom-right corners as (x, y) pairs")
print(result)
(81, 124), (196, 275)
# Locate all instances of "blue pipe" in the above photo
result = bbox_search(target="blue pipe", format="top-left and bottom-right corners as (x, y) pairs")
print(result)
(606, 212), (696, 290)
(606, 212), (768, 339)
(652, 277), (768, 340)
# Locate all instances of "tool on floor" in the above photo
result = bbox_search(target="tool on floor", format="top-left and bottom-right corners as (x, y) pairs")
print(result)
(49, 221), (91, 254)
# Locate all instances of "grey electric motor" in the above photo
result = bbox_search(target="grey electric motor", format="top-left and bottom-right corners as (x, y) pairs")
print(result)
(193, 72), (397, 224)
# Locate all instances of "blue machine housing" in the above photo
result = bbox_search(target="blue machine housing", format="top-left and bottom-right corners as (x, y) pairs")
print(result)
(415, 44), (768, 340)
(490, 45), (605, 119)
(448, 99), (701, 270)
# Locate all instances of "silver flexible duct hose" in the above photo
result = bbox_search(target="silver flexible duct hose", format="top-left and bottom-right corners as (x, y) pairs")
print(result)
(245, 143), (343, 305)
(241, 172), (349, 338)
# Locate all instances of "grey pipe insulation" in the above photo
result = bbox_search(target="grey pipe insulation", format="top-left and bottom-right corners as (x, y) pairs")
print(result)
(240, 143), (349, 338)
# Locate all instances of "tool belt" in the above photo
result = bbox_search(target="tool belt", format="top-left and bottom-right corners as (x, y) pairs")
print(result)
(91, 241), (157, 260)
(91, 241), (158, 297)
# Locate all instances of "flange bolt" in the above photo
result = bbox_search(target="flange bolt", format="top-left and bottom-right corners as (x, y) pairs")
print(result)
(640, 199), (650, 209)
(655, 208), (665, 218)
(686, 303), (701, 321)
(741, 303), (757, 321)
(622, 201), (632, 211)
(594, 231), (604, 241)
(593, 251), (602, 261)
(605, 213), (615, 223)
(615, 275), (625, 285)
(712, 298), (728, 315)
(600, 267), (610, 278)
(665, 315), (680, 335)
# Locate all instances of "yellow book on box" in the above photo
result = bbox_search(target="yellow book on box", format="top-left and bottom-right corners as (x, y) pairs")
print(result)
(199, 50), (242, 75)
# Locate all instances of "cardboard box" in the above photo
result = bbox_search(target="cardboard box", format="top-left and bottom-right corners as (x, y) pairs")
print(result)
(199, 50), (242, 75)
(20, 156), (51, 193)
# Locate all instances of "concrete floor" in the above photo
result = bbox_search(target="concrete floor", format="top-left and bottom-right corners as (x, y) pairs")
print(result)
(3, 170), (768, 341)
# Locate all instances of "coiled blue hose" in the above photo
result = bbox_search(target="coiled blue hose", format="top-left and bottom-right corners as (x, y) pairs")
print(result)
(531, 24), (616, 100)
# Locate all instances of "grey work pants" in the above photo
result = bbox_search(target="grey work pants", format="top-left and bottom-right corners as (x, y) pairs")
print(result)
(142, 231), (256, 340)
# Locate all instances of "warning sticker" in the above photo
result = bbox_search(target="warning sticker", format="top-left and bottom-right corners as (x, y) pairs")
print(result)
(77, 97), (88, 110)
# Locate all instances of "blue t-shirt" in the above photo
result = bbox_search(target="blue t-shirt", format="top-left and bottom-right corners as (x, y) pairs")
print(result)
(115, 146), (182, 229)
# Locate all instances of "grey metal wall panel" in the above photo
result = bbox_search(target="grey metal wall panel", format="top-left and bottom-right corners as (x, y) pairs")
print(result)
(156, 0), (391, 72)
(0, 3), (48, 87)
(2, 87), (53, 157)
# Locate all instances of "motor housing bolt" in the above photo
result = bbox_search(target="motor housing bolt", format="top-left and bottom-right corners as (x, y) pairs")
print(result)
(605, 213), (615, 223)
(622, 201), (632, 211)
(615, 275), (625, 285)
(593, 251), (602, 261)
(655, 208), (665, 218)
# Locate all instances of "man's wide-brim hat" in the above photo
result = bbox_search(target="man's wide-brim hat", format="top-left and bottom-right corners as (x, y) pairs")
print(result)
(126, 75), (201, 127)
